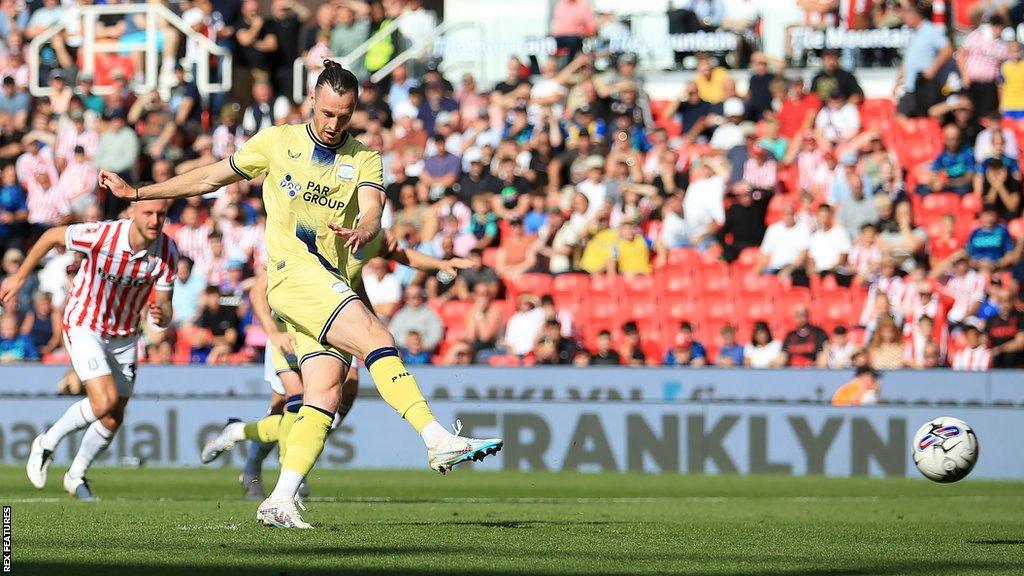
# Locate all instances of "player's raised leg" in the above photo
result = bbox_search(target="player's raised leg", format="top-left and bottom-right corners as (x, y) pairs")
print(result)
(323, 299), (502, 474)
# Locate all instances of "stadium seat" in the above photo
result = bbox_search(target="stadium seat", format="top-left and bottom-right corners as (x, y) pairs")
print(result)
(703, 296), (738, 324)
(697, 265), (734, 297)
(657, 270), (697, 297)
(590, 274), (624, 297)
(552, 274), (591, 300)
(512, 273), (554, 297)
(664, 296), (704, 324)
(440, 300), (472, 332)
(588, 293), (620, 325)
(1009, 218), (1024, 239)
(960, 193), (983, 216)
(859, 98), (895, 132)
(663, 248), (701, 270)
(622, 274), (657, 300)
(738, 273), (781, 298)
(921, 193), (960, 216)
(624, 298), (660, 323)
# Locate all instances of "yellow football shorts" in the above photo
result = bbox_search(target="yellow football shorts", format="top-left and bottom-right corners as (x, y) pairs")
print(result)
(270, 318), (300, 374)
(267, 263), (356, 367)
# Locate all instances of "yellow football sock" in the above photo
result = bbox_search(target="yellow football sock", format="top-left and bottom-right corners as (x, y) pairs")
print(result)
(280, 406), (333, 476)
(366, 349), (435, 432)
(243, 414), (281, 443)
(277, 411), (297, 464)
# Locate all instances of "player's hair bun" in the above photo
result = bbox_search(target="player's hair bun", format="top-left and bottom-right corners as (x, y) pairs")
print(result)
(314, 60), (359, 96)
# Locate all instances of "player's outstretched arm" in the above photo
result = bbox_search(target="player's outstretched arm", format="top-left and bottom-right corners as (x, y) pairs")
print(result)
(0, 226), (67, 308)
(388, 248), (473, 278)
(98, 159), (243, 202)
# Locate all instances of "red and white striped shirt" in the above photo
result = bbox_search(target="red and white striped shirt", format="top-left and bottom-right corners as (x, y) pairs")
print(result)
(218, 221), (261, 262)
(57, 159), (97, 203)
(743, 157), (778, 190)
(951, 344), (991, 371)
(961, 24), (1008, 83)
(847, 241), (881, 277)
(62, 220), (179, 338)
(171, 223), (212, 262)
(15, 149), (58, 189)
(55, 124), (99, 160)
(26, 179), (69, 225)
(942, 270), (987, 323)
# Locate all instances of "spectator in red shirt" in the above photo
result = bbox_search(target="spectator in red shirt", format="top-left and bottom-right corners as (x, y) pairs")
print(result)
(774, 76), (821, 140)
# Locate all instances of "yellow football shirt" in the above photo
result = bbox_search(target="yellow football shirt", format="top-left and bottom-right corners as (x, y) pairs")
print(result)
(230, 123), (384, 283)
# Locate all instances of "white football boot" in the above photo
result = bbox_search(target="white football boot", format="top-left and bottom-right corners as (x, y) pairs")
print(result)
(201, 419), (244, 464)
(427, 420), (504, 475)
(256, 497), (313, 529)
(26, 435), (54, 489)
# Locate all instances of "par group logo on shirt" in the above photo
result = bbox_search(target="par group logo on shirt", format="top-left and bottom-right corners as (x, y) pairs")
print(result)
(337, 164), (356, 181)
(279, 173), (302, 197)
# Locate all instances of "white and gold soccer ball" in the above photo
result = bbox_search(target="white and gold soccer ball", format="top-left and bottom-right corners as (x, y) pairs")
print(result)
(912, 417), (979, 483)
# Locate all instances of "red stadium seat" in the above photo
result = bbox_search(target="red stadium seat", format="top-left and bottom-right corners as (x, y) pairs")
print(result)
(664, 296), (704, 324)
(663, 248), (701, 271)
(552, 274), (590, 300)
(859, 99), (896, 132)
(1008, 218), (1024, 239)
(703, 296), (738, 324)
(440, 300), (472, 332)
(588, 294), (620, 325)
(736, 247), (762, 269)
(590, 274), (624, 297)
(738, 273), (781, 298)
(657, 270), (698, 297)
(622, 274), (657, 299)
(512, 273), (553, 298)
(624, 298), (660, 322)
(960, 193), (983, 216)
(921, 193), (960, 216)
(697, 265), (734, 297)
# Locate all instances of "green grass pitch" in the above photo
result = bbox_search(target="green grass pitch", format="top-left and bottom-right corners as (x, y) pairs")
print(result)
(2, 466), (1023, 575)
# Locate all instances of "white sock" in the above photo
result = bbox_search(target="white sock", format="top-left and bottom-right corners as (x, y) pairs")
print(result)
(41, 399), (98, 451)
(420, 420), (451, 449)
(68, 421), (115, 480)
(269, 469), (305, 500)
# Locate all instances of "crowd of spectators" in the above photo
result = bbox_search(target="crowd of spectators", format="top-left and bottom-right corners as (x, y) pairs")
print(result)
(0, 0), (1022, 371)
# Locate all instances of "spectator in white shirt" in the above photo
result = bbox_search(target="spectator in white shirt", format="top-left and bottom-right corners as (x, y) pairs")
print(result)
(807, 204), (852, 286)
(503, 293), (547, 356)
(389, 285), (444, 352)
(361, 257), (403, 320)
(814, 89), (860, 148)
(744, 321), (783, 368)
(682, 157), (727, 250)
(576, 155), (610, 219)
(656, 192), (694, 251)
(754, 204), (811, 286)
(709, 97), (746, 151)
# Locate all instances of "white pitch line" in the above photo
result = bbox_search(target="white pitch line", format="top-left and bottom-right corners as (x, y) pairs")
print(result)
(178, 524), (239, 531)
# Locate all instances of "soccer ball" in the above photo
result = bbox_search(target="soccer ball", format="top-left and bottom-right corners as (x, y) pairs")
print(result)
(912, 417), (979, 483)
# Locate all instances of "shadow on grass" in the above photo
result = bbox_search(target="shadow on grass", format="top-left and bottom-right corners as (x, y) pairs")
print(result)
(969, 539), (1024, 545)
(14, 559), (1024, 576)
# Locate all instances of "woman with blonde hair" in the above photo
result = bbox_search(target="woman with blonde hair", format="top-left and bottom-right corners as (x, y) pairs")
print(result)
(867, 315), (906, 370)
